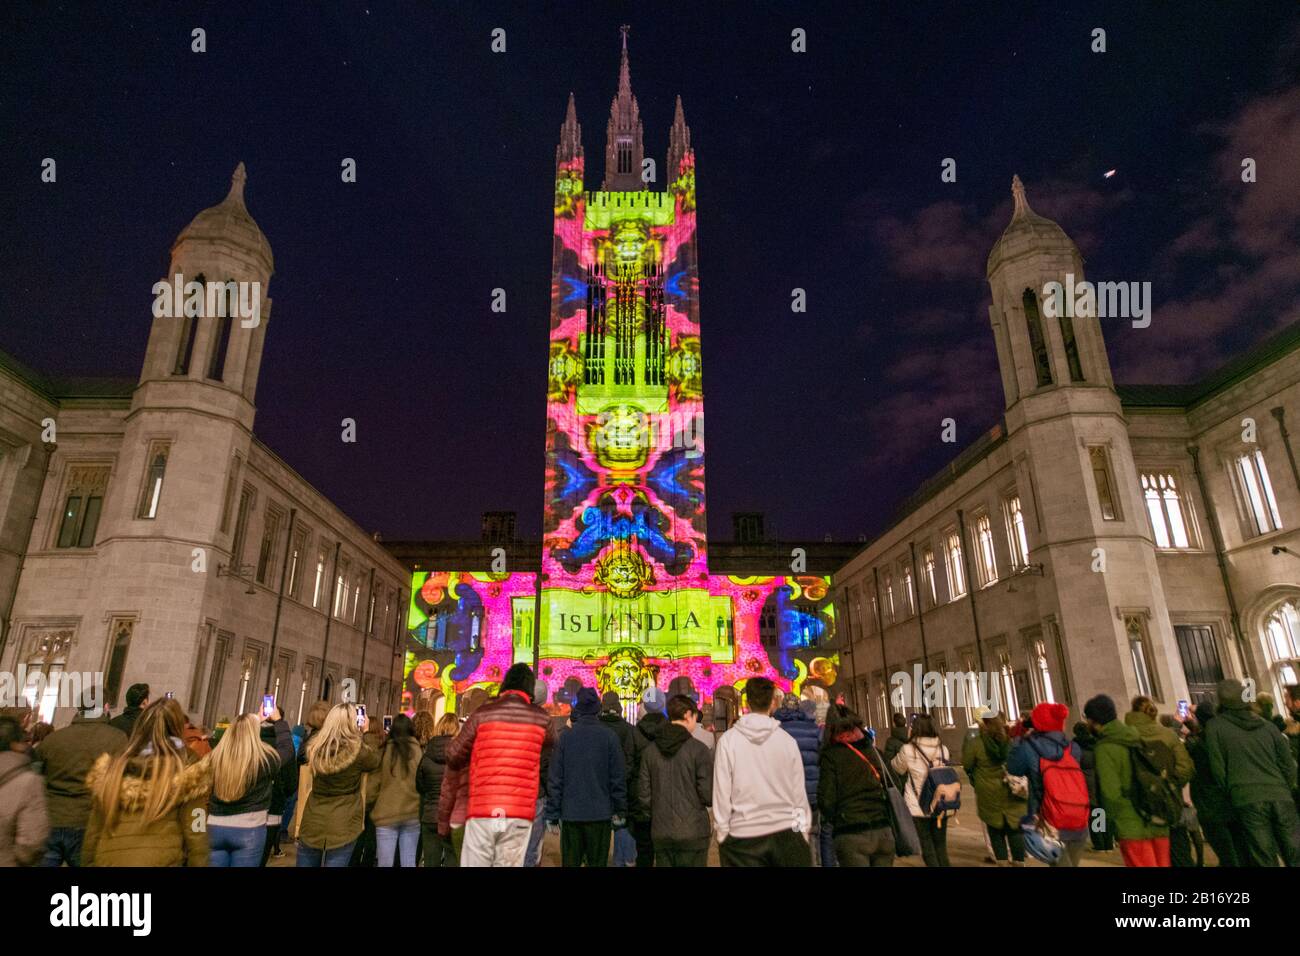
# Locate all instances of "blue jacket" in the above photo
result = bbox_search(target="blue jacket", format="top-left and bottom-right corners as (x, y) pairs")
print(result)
(1006, 731), (1088, 842)
(545, 715), (627, 823)
(773, 707), (821, 809)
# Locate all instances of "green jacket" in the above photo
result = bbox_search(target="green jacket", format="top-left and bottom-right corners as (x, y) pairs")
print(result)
(82, 751), (211, 867)
(1094, 718), (1166, 840)
(36, 714), (127, 829)
(299, 740), (381, 850)
(1206, 704), (1297, 808)
(962, 731), (1027, 828)
(1124, 711), (1194, 788)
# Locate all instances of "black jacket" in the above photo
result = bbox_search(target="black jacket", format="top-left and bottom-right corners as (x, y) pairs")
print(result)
(108, 706), (143, 739)
(629, 712), (667, 820)
(262, 719), (297, 816)
(416, 735), (449, 826)
(599, 712), (636, 779)
(210, 719), (294, 818)
(882, 725), (909, 788)
(545, 715), (627, 823)
(636, 723), (712, 847)
(817, 741), (891, 835)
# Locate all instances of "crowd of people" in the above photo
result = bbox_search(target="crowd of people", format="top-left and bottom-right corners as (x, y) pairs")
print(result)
(1, 667), (1297, 868)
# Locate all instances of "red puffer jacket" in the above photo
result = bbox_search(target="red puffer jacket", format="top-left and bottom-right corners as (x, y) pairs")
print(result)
(446, 690), (554, 820)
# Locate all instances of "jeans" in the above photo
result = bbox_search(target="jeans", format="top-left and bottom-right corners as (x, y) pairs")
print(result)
(1237, 799), (1300, 867)
(209, 824), (267, 867)
(1053, 839), (1088, 867)
(560, 820), (612, 867)
(42, 827), (85, 867)
(915, 816), (951, 867)
(525, 796), (546, 867)
(612, 825), (637, 866)
(295, 839), (357, 867)
(460, 817), (532, 867)
(819, 819), (838, 867)
(833, 827), (895, 866)
(376, 819), (421, 867)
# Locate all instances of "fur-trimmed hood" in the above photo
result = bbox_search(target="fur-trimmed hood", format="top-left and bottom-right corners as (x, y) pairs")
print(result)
(309, 734), (362, 776)
(86, 751), (212, 813)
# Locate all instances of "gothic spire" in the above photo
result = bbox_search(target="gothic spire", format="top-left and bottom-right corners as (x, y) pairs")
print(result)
(603, 26), (644, 191)
(556, 92), (583, 167)
(667, 95), (692, 181)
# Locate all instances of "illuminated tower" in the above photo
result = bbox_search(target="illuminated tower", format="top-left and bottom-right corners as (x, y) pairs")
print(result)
(541, 29), (713, 695)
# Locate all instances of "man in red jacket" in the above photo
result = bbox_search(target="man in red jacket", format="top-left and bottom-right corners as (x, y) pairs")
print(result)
(446, 663), (557, 866)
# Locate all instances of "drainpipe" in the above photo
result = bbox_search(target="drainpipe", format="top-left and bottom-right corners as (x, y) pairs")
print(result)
(840, 586), (860, 711)
(359, 565), (375, 701)
(263, 507), (296, 695)
(909, 540), (931, 673)
(1, 441), (55, 668)
(957, 509), (986, 671)
(872, 566), (888, 711)
(318, 541), (341, 698)
(1188, 445), (1246, 647)
(1271, 407), (1300, 493)
(390, 586), (406, 714)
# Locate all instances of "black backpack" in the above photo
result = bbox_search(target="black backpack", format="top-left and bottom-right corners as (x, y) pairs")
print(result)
(1125, 737), (1183, 827)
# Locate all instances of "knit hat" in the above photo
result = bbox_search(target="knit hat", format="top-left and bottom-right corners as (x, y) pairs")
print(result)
(500, 662), (536, 696)
(1031, 701), (1069, 734)
(574, 687), (602, 717)
(600, 691), (622, 714)
(1083, 694), (1117, 726)
(641, 687), (667, 714)
(1216, 679), (1249, 711)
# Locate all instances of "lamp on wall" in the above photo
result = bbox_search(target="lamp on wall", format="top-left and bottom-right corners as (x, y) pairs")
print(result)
(217, 562), (257, 595)
(1005, 563), (1045, 594)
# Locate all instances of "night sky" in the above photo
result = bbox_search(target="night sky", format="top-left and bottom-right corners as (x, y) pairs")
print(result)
(4, 2), (1299, 543)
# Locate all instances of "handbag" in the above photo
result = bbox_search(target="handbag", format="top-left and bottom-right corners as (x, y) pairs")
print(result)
(848, 743), (921, 858)
(1004, 770), (1029, 799)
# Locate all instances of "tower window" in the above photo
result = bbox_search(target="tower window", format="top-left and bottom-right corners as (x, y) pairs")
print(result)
(136, 443), (170, 520)
(206, 282), (236, 382)
(617, 137), (632, 174)
(1089, 446), (1121, 521)
(1234, 449), (1282, 537)
(1141, 471), (1193, 549)
(173, 274), (204, 375)
(1060, 312), (1085, 382)
(56, 465), (109, 548)
(1022, 290), (1054, 387)
(1004, 494), (1030, 568)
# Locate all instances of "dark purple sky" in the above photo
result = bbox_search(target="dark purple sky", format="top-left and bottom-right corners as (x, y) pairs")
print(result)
(4, 2), (1299, 542)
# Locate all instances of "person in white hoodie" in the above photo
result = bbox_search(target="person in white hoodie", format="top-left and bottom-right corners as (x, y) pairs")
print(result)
(890, 713), (952, 867)
(712, 677), (812, 866)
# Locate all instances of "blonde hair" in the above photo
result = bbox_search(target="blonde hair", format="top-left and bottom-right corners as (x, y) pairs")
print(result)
(307, 704), (362, 773)
(412, 711), (436, 744)
(434, 713), (459, 737)
(210, 714), (277, 802)
(305, 699), (331, 732)
(93, 700), (191, 830)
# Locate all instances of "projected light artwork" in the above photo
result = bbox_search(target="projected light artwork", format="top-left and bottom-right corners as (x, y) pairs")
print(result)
(400, 36), (838, 716)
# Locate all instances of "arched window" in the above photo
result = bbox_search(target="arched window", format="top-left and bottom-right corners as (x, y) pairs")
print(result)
(206, 280), (236, 381)
(1262, 599), (1300, 698)
(173, 273), (204, 374)
(1022, 290), (1054, 387)
(1060, 311), (1085, 382)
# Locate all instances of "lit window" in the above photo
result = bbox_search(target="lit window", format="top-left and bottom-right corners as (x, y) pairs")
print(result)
(1141, 471), (1192, 548)
(287, 528), (307, 598)
(1127, 617), (1156, 698)
(1235, 449), (1282, 536)
(1089, 446), (1121, 521)
(974, 513), (998, 587)
(1034, 639), (1055, 704)
(921, 548), (938, 607)
(1004, 495), (1030, 568)
(335, 558), (350, 619)
(900, 564), (915, 617)
(883, 572), (895, 623)
(999, 652), (1019, 721)
(1263, 600), (1300, 696)
(56, 466), (108, 549)
(945, 530), (967, 599)
(313, 549), (327, 609)
(137, 445), (170, 519)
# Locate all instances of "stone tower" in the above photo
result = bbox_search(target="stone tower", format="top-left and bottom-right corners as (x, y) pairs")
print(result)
(986, 176), (1186, 706)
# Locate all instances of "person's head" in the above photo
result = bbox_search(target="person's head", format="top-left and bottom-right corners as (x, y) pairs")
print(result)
(980, 711), (1008, 741)
(891, 712), (907, 730)
(1255, 692), (1277, 720)
(210, 713), (276, 802)
(743, 678), (777, 715)
(573, 687), (602, 719)
(500, 663), (535, 697)
(305, 699), (331, 732)
(382, 713), (419, 775)
(910, 713), (938, 740)
(667, 694), (697, 732)
(412, 711), (436, 744)
(640, 686), (666, 717)
(772, 687), (786, 710)
(1083, 694), (1117, 731)
(93, 699), (190, 830)
(1194, 700), (1217, 727)
(821, 702), (865, 747)
(307, 703), (364, 773)
(0, 716), (23, 752)
(1215, 678), (1250, 712)
(1286, 685), (1300, 714)
(1030, 702), (1069, 735)
(434, 713), (459, 737)
(600, 691), (623, 716)
(1131, 695), (1158, 720)
(1071, 720), (1091, 741)
(124, 683), (150, 711)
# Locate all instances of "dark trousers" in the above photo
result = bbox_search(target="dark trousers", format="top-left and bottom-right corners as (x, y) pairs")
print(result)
(915, 816), (951, 867)
(420, 823), (457, 867)
(1237, 800), (1300, 867)
(560, 820), (612, 867)
(654, 840), (709, 867)
(719, 829), (811, 867)
(1170, 824), (1203, 867)
(833, 827), (895, 866)
(987, 823), (1025, 863)
(1201, 816), (1248, 868)
(630, 818), (655, 868)
(42, 827), (85, 867)
(349, 815), (377, 867)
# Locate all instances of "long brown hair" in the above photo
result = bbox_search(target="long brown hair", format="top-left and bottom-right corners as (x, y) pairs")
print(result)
(980, 713), (1009, 742)
(92, 699), (191, 830)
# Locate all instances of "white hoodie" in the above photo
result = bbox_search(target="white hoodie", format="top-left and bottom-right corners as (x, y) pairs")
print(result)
(712, 712), (812, 842)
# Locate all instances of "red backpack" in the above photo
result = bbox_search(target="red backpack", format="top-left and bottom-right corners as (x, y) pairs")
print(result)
(1036, 739), (1090, 831)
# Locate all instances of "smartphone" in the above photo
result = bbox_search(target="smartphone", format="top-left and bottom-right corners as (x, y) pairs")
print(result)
(261, 694), (275, 719)
(1177, 699), (1190, 720)
(355, 703), (367, 729)
(165, 691), (175, 700)
(382, 714), (393, 733)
